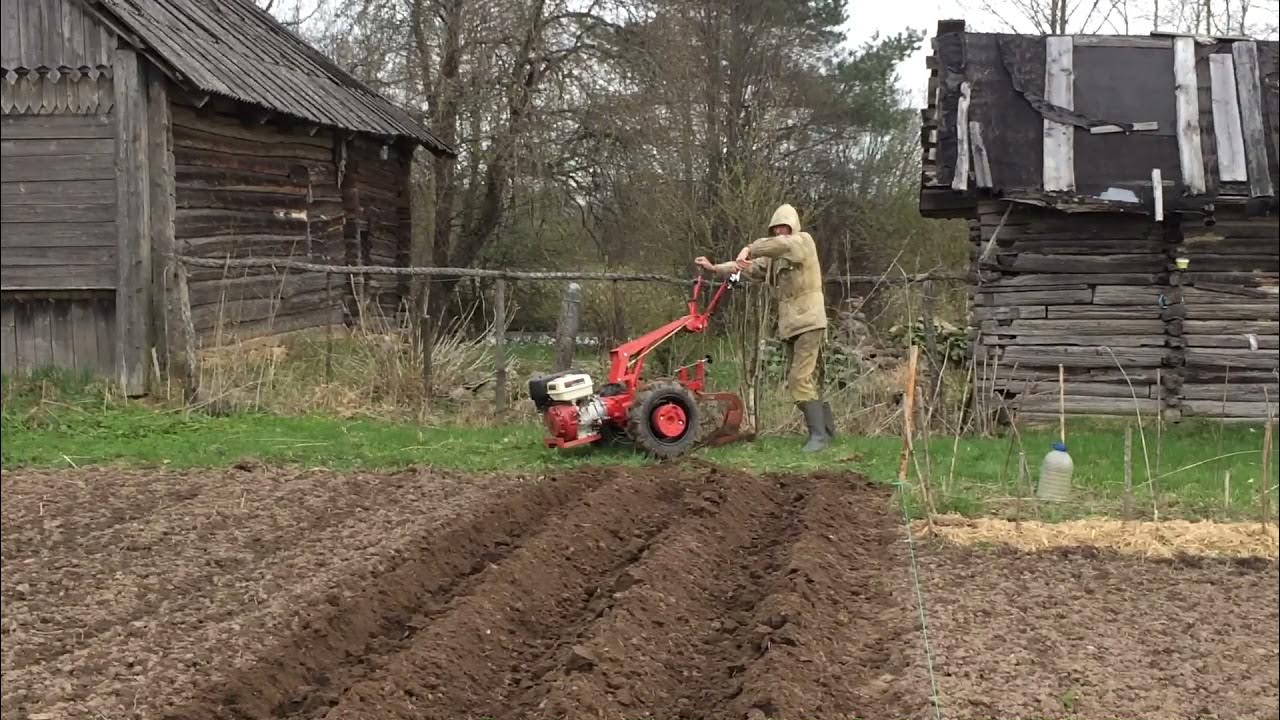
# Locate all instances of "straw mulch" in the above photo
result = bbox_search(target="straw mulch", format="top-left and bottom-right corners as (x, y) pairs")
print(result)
(911, 514), (1279, 559)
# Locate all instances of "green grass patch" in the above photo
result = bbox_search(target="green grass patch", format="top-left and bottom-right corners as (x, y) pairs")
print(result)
(3, 368), (1273, 521)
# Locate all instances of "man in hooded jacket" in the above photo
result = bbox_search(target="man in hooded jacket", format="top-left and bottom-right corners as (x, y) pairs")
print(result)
(695, 203), (834, 452)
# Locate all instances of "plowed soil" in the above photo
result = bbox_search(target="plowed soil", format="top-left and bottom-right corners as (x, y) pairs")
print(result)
(3, 463), (1277, 720)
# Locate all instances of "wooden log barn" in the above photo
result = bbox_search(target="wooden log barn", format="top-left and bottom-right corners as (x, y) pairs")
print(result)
(920, 21), (1280, 422)
(0, 0), (455, 395)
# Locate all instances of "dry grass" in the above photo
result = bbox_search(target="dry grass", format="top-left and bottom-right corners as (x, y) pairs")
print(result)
(193, 301), (518, 424)
(914, 514), (1280, 559)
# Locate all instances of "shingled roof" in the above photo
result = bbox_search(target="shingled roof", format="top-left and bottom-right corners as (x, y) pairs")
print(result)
(86, 0), (455, 155)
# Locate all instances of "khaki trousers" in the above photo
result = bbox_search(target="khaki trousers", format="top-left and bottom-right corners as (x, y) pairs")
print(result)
(783, 328), (825, 403)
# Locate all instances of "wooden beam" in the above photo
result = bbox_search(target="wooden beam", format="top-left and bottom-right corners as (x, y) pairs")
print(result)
(1089, 121), (1159, 135)
(1231, 41), (1274, 198)
(114, 45), (152, 397)
(172, 88), (212, 109)
(1173, 37), (1207, 195)
(1153, 168), (1164, 221)
(969, 120), (993, 189)
(1074, 35), (1173, 48)
(1208, 54), (1249, 183)
(146, 69), (198, 400)
(952, 81), (971, 192)
(1043, 36), (1075, 193)
(238, 106), (275, 126)
(1152, 30), (1254, 42)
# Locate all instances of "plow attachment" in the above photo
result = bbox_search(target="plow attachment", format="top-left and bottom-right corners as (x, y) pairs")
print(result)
(697, 391), (754, 448)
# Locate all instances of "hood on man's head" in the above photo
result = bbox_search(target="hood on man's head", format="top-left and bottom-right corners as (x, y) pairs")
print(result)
(768, 204), (801, 235)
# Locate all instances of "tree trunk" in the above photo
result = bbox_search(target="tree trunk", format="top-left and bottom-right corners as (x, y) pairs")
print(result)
(423, 0), (464, 323)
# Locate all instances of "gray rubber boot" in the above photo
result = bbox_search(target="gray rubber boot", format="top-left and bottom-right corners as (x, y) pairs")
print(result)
(799, 401), (831, 453)
(822, 400), (836, 439)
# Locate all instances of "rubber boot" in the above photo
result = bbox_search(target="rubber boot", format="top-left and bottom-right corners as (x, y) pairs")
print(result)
(799, 400), (831, 453)
(822, 400), (836, 439)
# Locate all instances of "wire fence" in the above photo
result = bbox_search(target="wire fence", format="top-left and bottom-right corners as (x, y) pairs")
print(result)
(170, 254), (970, 414)
(176, 255), (969, 285)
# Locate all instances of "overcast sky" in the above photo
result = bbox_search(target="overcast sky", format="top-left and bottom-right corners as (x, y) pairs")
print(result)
(840, 0), (965, 106)
(275, 0), (967, 108)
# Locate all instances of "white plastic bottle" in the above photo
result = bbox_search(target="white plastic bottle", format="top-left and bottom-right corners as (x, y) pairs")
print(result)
(1037, 441), (1073, 502)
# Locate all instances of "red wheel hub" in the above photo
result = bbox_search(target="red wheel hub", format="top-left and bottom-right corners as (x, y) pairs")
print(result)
(651, 402), (688, 439)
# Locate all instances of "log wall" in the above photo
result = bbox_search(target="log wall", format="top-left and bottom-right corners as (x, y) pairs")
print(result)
(970, 200), (1278, 421)
(171, 101), (347, 344)
(1171, 212), (1280, 420)
(342, 136), (413, 323)
(171, 102), (416, 346)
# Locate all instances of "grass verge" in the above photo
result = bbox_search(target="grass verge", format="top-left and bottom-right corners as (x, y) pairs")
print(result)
(4, 368), (1274, 522)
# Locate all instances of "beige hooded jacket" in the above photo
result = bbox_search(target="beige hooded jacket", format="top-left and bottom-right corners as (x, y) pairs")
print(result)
(715, 204), (827, 340)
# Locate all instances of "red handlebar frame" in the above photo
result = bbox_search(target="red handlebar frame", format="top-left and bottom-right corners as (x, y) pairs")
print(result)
(603, 271), (740, 394)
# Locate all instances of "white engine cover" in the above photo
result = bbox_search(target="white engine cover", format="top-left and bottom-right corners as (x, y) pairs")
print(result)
(546, 372), (595, 402)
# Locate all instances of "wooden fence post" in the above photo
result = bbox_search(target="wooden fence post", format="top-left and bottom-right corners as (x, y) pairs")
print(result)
(897, 345), (920, 486)
(160, 262), (199, 402)
(554, 282), (582, 372)
(922, 279), (938, 367)
(420, 310), (435, 402)
(1262, 418), (1274, 526)
(494, 279), (507, 413)
(1124, 425), (1133, 519)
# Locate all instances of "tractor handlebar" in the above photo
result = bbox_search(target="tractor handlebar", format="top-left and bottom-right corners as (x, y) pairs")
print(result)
(690, 270), (739, 320)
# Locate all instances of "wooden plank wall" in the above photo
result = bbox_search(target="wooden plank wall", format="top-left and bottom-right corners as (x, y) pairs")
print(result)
(0, 71), (114, 114)
(971, 200), (1279, 421)
(0, 0), (120, 379)
(0, 291), (116, 376)
(0, 0), (114, 75)
(1, 108), (117, 293)
(342, 136), (413, 325)
(171, 101), (345, 344)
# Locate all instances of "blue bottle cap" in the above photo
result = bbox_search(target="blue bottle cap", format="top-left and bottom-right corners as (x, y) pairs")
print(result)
(1052, 441), (1067, 452)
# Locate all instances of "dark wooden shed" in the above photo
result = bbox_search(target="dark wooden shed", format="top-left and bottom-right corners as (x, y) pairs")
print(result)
(920, 22), (1279, 421)
(1, 0), (455, 395)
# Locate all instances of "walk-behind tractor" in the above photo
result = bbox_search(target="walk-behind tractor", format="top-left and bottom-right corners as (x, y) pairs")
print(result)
(528, 272), (749, 458)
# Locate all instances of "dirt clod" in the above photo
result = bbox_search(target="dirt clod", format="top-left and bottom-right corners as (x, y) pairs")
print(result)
(566, 645), (598, 672)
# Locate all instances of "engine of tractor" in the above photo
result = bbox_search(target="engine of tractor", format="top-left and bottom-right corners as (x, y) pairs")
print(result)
(528, 371), (611, 445)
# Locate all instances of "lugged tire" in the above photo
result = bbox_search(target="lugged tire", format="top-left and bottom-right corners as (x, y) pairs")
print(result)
(626, 381), (699, 459)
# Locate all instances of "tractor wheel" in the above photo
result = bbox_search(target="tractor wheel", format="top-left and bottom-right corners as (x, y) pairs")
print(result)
(627, 381), (700, 459)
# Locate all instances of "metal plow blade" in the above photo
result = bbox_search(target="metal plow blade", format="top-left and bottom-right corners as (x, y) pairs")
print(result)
(696, 391), (754, 448)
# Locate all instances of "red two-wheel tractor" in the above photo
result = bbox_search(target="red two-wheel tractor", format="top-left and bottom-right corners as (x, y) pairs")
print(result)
(528, 271), (749, 459)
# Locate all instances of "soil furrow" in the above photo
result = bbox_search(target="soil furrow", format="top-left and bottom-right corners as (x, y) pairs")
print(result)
(314, 468), (690, 720)
(728, 473), (930, 719)
(165, 470), (604, 720)
(524, 466), (808, 719)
